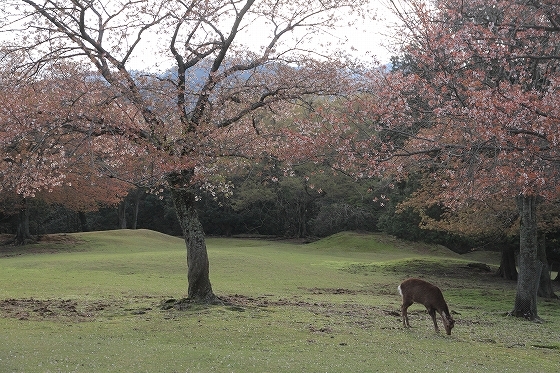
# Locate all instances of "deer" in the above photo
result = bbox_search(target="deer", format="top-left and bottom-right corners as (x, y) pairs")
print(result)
(398, 278), (455, 335)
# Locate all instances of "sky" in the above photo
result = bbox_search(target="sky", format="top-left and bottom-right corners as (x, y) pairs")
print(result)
(127, 2), (401, 71)
(336, 4), (401, 64)
(1, 1), (401, 71)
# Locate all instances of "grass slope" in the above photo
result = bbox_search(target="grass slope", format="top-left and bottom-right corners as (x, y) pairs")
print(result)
(1, 229), (558, 372)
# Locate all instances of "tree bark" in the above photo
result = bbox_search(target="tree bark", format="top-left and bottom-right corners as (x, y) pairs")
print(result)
(537, 232), (557, 299)
(14, 197), (32, 245)
(497, 244), (518, 280)
(118, 200), (127, 229)
(78, 211), (89, 232)
(510, 194), (542, 320)
(131, 189), (142, 230)
(169, 171), (219, 304)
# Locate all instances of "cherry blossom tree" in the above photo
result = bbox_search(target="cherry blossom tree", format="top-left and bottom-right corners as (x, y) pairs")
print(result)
(287, 0), (560, 320)
(0, 0), (370, 303)
(397, 0), (560, 320)
(0, 57), (148, 242)
(369, 0), (560, 320)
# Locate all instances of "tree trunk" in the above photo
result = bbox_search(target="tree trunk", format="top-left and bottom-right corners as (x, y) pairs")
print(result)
(131, 189), (142, 230)
(14, 197), (32, 245)
(298, 199), (307, 238)
(118, 199), (127, 229)
(169, 171), (219, 304)
(78, 211), (89, 232)
(497, 244), (518, 280)
(553, 262), (560, 282)
(537, 232), (557, 299)
(510, 194), (542, 321)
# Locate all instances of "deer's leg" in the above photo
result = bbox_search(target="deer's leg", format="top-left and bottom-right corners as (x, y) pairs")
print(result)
(401, 301), (412, 327)
(441, 313), (453, 335)
(428, 308), (439, 332)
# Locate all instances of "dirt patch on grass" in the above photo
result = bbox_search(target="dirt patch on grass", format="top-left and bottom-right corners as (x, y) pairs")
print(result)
(219, 293), (399, 330)
(0, 298), (100, 321)
(0, 297), (157, 322)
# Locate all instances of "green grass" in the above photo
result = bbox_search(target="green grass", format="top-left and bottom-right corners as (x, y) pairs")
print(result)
(1, 229), (559, 372)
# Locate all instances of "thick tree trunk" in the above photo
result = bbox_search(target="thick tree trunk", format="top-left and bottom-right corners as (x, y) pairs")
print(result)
(497, 244), (518, 280)
(537, 233), (557, 299)
(169, 171), (219, 304)
(510, 195), (542, 320)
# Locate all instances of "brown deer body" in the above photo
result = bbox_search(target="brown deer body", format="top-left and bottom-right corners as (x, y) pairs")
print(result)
(398, 278), (455, 335)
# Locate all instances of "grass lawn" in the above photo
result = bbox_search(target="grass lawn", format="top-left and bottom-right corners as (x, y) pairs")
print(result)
(1, 229), (559, 372)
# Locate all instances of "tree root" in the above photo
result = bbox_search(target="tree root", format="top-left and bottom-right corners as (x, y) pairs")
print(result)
(160, 296), (225, 310)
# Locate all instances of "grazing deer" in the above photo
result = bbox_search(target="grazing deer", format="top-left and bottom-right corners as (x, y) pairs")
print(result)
(398, 278), (455, 335)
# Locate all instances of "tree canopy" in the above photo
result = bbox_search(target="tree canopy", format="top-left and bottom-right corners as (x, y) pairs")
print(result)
(378, 0), (560, 320)
(292, 0), (560, 319)
(0, 0), (371, 303)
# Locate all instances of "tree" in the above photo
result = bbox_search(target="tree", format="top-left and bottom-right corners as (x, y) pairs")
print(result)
(0, 57), (149, 240)
(1, 0), (369, 303)
(292, 0), (560, 320)
(39, 173), (131, 231)
(379, 0), (560, 320)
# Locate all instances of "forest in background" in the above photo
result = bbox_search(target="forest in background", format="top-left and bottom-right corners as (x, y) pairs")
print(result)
(3, 165), (559, 257)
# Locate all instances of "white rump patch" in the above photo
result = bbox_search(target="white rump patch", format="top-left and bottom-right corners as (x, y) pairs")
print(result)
(398, 284), (403, 296)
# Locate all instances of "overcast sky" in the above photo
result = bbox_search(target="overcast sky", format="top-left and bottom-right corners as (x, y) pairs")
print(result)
(1, 1), (400, 71)
(131, 3), (400, 71)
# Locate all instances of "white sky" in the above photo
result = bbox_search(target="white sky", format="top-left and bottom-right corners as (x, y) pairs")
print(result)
(340, 7), (401, 64)
(1, 1), (401, 71)
(128, 2), (401, 71)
